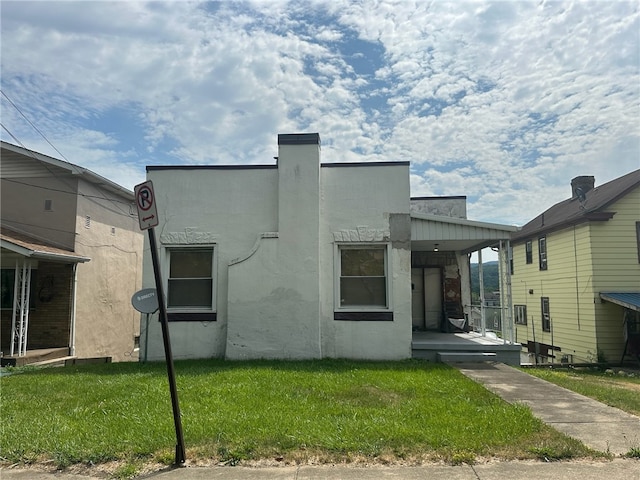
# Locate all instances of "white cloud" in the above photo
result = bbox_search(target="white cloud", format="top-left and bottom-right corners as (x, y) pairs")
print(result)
(1, 0), (638, 226)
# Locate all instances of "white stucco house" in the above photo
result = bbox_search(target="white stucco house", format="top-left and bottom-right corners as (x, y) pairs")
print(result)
(141, 133), (520, 363)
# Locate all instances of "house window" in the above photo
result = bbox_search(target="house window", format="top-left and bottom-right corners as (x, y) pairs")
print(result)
(509, 246), (514, 275)
(525, 241), (533, 264)
(514, 304), (527, 325)
(538, 236), (547, 270)
(167, 247), (215, 316)
(333, 245), (393, 321)
(339, 246), (388, 308)
(1, 269), (38, 310)
(541, 297), (551, 332)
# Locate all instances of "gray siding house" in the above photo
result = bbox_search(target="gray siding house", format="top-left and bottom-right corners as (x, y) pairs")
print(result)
(1, 141), (144, 365)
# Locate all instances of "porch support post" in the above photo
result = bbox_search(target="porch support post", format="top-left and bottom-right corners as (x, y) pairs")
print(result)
(9, 260), (18, 357)
(478, 249), (486, 336)
(498, 240), (514, 344)
(11, 259), (32, 357)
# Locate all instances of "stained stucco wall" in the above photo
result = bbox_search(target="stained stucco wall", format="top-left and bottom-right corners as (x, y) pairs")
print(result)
(226, 140), (321, 359)
(143, 140), (413, 361)
(73, 179), (143, 362)
(142, 167), (279, 361)
(320, 164), (412, 360)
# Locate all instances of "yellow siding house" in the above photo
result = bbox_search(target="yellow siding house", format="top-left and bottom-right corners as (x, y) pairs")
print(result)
(511, 170), (640, 365)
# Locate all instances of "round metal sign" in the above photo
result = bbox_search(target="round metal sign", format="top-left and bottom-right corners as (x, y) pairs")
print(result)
(131, 288), (159, 314)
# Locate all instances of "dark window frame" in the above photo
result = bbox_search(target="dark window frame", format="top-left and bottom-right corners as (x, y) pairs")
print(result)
(636, 221), (640, 264)
(541, 297), (551, 332)
(166, 246), (216, 320)
(514, 304), (527, 325)
(525, 240), (533, 264)
(538, 236), (548, 270)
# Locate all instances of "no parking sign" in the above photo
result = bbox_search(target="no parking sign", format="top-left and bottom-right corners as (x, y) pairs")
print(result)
(134, 180), (159, 230)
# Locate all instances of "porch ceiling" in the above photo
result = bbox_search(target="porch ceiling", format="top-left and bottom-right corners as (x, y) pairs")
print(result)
(411, 213), (519, 254)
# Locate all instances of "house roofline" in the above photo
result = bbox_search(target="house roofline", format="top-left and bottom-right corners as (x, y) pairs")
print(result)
(1, 141), (134, 200)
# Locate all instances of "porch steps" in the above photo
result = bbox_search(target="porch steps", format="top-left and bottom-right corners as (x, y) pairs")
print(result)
(437, 351), (497, 363)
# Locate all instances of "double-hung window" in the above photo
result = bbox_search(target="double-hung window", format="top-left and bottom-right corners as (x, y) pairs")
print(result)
(514, 304), (527, 325)
(525, 241), (533, 264)
(167, 247), (216, 321)
(541, 297), (551, 332)
(335, 244), (392, 320)
(538, 236), (548, 270)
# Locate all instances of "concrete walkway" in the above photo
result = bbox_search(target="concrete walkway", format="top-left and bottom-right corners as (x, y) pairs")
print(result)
(3, 459), (638, 480)
(455, 362), (640, 455)
(3, 362), (640, 479)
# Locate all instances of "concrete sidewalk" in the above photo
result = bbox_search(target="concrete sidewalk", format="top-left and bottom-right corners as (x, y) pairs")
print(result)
(2, 459), (639, 480)
(455, 362), (640, 455)
(2, 362), (640, 479)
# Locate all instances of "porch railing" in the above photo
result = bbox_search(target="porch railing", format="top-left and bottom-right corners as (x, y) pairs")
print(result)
(464, 304), (515, 344)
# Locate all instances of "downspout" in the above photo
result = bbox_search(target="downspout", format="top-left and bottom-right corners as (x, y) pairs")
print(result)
(69, 263), (79, 357)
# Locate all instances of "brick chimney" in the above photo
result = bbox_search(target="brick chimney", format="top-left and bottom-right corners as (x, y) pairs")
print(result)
(571, 175), (595, 199)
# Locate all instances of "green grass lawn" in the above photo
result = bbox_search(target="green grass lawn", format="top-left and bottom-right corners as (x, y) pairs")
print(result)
(1, 359), (595, 474)
(523, 367), (640, 416)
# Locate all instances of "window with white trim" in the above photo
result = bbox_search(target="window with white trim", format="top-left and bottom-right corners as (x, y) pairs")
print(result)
(337, 245), (389, 309)
(538, 236), (548, 270)
(167, 247), (215, 311)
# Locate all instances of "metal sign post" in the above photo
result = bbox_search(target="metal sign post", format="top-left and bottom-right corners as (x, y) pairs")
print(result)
(134, 181), (186, 465)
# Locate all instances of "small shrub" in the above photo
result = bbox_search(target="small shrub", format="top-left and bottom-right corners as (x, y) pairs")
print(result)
(626, 447), (640, 459)
(449, 451), (476, 465)
(529, 445), (577, 461)
(112, 462), (140, 480)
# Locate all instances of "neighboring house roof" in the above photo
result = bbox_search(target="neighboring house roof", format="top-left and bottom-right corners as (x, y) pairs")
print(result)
(0, 226), (90, 263)
(512, 169), (640, 243)
(600, 292), (640, 312)
(0, 141), (134, 200)
(411, 212), (519, 253)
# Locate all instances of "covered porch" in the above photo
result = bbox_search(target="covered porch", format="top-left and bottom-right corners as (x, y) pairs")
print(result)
(411, 331), (522, 365)
(409, 210), (521, 366)
(0, 226), (89, 367)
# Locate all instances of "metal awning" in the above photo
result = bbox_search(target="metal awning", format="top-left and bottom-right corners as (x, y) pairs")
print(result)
(411, 213), (519, 253)
(600, 292), (640, 312)
(1, 228), (90, 263)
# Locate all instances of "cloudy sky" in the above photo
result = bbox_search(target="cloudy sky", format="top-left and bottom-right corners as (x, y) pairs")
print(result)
(1, 0), (638, 228)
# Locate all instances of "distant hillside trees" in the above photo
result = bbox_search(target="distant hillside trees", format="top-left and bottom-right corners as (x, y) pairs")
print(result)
(470, 261), (499, 302)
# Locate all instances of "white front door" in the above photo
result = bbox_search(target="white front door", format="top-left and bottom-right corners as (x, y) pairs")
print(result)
(424, 268), (442, 330)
